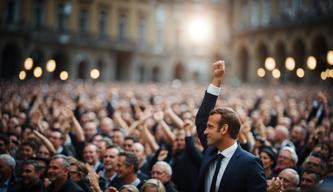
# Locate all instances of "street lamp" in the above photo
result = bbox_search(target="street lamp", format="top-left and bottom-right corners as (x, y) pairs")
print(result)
(327, 50), (333, 65)
(265, 57), (276, 71)
(33, 67), (43, 78)
(24, 57), (33, 70)
(46, 59), (56, 72)
(60, 71), (69, 80)
(296, 68), (304, 78)
(306, 56), (317, 70)
(19, 71), (26, 80)
(257, 68), (265, 77)
(90, 69), (100, 79)
(285, 57), (295, 71)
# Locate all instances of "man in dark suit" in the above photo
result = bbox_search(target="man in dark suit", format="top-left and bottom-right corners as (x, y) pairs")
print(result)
(195, 60), (266, 192)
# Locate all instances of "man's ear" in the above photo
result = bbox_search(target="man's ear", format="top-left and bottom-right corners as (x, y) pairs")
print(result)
(220, 124), (229, 135)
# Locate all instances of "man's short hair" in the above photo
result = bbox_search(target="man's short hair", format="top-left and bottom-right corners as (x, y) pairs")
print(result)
(280, 168), (300, 186)
(155, 161), (172, 176)
(281, 146), (298, 165)
(119, 152), (139, 173)
(51, 154), (70, 169)
(0, 154), (16, 171)
(209, 107), (241, 139)
(22, 160), (41, 173)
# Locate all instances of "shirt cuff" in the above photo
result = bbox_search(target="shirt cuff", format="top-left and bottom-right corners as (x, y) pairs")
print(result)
(207, 84), (221, 96)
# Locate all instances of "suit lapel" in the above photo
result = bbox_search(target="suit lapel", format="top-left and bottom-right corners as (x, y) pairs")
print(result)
(218, 146), (242, 192)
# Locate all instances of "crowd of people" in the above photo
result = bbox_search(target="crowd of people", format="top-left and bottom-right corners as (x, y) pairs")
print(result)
(0, 72), (332, 192)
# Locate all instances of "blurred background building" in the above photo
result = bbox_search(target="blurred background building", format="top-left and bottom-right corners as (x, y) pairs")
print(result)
(0, 0), (332, 85)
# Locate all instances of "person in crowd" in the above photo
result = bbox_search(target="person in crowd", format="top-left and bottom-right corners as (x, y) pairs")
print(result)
(0, 154), (16, 192)
(119, 184), (139, 192)
(151, 161), (178, 192)
(83, 143), (104, 173)
(99, 117), (115, 138)
(300, 168), (321, 192)
(195, 60), (266, 192)
(273, 146), (298, 176)
(83, 121), (98, 143)
(259, 145), (277, 179)
(132, 142), (151, 177)
(278, 168), (299, 191)
(302, 151), (327, 177)
(101, 145), (121, 187)
(111, 128), (126, 147)
(140, 179), (165, 192)
(0, 134), (9, 154)
(47, 154), (84, 192)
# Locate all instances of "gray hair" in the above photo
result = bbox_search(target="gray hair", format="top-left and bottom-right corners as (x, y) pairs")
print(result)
(280, 168), (300, 186)
(0, 154), (16, 171)
(51, 154), (70, 169)
(155, 161), (172, 176)
(281, 146), (298, 165)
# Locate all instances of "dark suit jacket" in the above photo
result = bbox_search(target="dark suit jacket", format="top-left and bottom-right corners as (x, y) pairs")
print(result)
(195, 91), (267, 192)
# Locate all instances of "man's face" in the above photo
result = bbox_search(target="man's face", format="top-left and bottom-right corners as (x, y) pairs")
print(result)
(0, 140), (6, 153)
(300, 172), (317, 191)
(49, 131), (63, 148)
(103, 148), (118, 171)
(174, 131), (185, 151)
(303, 156), (322, 174)
(0, 159), (12, 179)
(278, 170), (297, 190)
(112, 131), (124, 146)
(21, 145), (34, 160)
(21, 164), (39, 185)
(276, 150), (294, 170)
(151, 164), (169, 184)
(83, 145), (99, 165)
(84, 123), (97, 142)
(123, 139), (134, 152)
(132, 143), (145, 162)
(290, 127), (303, 143)
(116, 156), (131, 179)
(47, 158), (68, 183)
(204, 114), (223, 146)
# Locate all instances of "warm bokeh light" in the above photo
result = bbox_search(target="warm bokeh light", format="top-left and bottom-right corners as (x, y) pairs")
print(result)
(188, 16), (212, 43)
(46, 59), (56, 72)
(321, 71), (327, 80)
(90, 69), (100, 79)
(328, 69), (333, 78)
(60, 71), (69, 80)
(265, 57), (276, 71)
(19, 71), (26, 80)
(272, 69), (281, 79)
(285, 57), (295, 71)
(327, 50), (333, 65)
(33, 67), (43, 78)
(306, 56), (317, 70)
(296, 68), (304, 78)
(24, 57), (33, 70)
(257, 68), (265, 77)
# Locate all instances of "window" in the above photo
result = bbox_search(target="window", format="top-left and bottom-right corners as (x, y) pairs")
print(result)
(99, 11), (108, 37)
(34, 0), (44, 28)
(251, 0), (260, 27)
(262, 0), (270, 25)
(5, 0), (19, 24)
(57, 4), (67, 32)
(79, 9), (89, 33)
(118, 14), (127, 40)
(138, 16), (146, 46)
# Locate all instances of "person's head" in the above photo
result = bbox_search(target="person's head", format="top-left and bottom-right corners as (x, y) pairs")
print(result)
(68, 158), (88, 183)
(100, 117), (114, 135)
(124, 136), (135, 152)
(83, 121), (98, 142)
(276, 146), (298, 171)
(111, 128), (125, 147)
(204, 107), (241, 148)
(37, 144), (51, 160)
(48, 129), (64, 149)
(21, 160), (41, 185)
(274, 125), (289, 144)
(173, 129), (186, 153)
(132, 142), (145, 164)
(0, 134), (9, 154)
(290, 125), (306, 144)
(302, 152), (326, 176)
(92, 135), (112, 156)
(151, 161), (172, 184)
(259, 146), (277, 170)
(20, 140), (37, 160)
(0, 154), (16, 181)
(103, 146), (120, 171)
(300, 169), (321, 192)
(119, 184), (139, 192)
(312, 142), (331, 160)
(47, 155), (70, 184)
(83, 143), (100, 165)
(140, 179), (165, 192)
(278, 168), (299, 190)
(116, 152), (138, 180)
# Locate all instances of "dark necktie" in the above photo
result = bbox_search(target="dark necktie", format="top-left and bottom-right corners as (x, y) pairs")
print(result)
(210, 154), (224, 192)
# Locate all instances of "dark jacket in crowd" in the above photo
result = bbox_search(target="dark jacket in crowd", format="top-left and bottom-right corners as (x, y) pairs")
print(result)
(47, 179), (84, 192)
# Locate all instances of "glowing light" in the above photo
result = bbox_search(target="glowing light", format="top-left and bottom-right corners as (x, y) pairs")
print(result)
(19, 71), (26, 80)
(272, 69), (281, 79)
(306, 56), (317, 70)
(257, 68), (265, 77)
(90, 69), (100, 79)
(188, 16), (212, 43)
(24, 57), (33, 70)
(33, 67), (43, 78)
(321, 71), (327, 80)
(328, 69), (333, 78)
(46, 59), (56, 72)
(60, 71), (68, 80)
(265, 57), (276, 71)
(285, 57), (295, 71)
(327, 50), (333, 65)
(296, 68), (304, 78)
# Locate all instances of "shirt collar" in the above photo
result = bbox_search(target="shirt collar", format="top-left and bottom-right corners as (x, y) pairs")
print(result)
(218, 142), (238, 159)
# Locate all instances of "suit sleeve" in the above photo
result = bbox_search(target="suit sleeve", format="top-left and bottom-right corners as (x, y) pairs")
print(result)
(195, 91), (218, 150)
(245, 157), (267, 192)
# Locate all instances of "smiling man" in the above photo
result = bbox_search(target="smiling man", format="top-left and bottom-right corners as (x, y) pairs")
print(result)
(195, 60), (266, 192)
